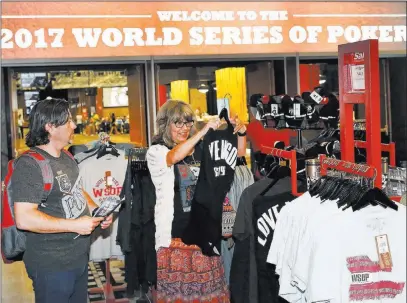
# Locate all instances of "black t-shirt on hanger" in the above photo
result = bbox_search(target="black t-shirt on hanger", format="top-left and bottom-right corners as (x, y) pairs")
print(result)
(182, 124), (238, 256)
(253, 192), (293, 303)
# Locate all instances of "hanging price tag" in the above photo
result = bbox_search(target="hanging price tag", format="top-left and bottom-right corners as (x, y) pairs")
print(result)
(105, 171), (113, 187)
(310, 91), (323, 104)
(375, 234), (393, 270)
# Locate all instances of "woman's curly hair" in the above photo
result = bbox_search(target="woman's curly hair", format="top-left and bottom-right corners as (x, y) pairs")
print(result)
(152, 99), (196, 148)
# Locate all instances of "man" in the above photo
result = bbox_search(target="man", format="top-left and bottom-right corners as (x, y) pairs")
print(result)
(10, 98), (113, 303)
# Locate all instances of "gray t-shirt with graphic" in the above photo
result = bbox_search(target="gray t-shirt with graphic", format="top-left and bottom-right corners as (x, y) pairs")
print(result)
(9, 147), (91, 271)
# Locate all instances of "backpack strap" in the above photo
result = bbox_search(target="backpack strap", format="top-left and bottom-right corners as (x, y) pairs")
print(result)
(20, 150), (54, 203)
(61, 149), (76, 163)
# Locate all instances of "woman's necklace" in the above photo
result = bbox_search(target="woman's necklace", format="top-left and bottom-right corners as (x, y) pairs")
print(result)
(181, 151), (199, 181)
(183, 150), (197, 165)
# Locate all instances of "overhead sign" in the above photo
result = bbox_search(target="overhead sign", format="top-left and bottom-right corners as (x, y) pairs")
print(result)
(1, 2), (406, 60)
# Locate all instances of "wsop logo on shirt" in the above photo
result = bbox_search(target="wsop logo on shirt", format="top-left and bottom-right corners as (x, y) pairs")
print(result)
(92, 177), (123, 199)
(347, 255), (405, 301)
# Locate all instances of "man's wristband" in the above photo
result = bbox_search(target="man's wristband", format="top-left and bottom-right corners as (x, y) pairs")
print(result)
(237, 131), (247, 137)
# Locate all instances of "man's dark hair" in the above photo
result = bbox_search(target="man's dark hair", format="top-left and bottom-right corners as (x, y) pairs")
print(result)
(26, 98), (71, 147)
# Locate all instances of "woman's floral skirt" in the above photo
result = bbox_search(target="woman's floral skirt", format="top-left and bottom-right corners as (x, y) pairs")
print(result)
(155, 238), (230, 303)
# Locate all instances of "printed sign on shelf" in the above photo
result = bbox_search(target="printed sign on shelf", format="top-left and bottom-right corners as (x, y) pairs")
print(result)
(350, 65), (366, 91)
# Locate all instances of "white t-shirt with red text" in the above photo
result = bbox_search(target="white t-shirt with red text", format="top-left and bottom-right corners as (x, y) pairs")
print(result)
(79, 151), (127, 261)
(298, 205), (406, 303)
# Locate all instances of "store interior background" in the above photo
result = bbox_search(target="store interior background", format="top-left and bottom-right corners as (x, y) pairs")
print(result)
(11, 59), (341, 154)
(9, 57), (406, 161)
(2, 56), (407, 303)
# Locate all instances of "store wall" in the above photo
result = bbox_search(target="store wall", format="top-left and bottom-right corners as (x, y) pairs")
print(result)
(246, 61), (275, 97)
(127, 65), (147, 146)
(1, 68), (11, 179)
(94, 88), (129, 120)
(216, 67), (248, 122)
(274, 61), (286, 95)
(68, 88), (96, 120)
(96, 88), (103, 117)
(17, 93), (25, 117)
(189, 88), (207, 113)
(158, 84), (167, 108)
(285, 57), (299, 96)
(388, 57), (407, 164)
(299, 64), (320, 92)
(170, 80), (190, 103)
(103, 107), (129, 119)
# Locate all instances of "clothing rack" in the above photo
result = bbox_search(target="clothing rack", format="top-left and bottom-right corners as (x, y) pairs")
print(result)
(87, 133), (131, 303)
(318, 154), (403, 203)
(128, 147), (148, 161)
(88, 259), (129, 303)
(354, 141), (396, 166)
(247, 119), (295, 151)
(259, 145), (301, 196)
(338, 40), (382, 188)
(318, 154), (376, 180)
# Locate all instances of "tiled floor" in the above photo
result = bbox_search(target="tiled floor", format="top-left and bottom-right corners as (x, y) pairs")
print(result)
(2, 260), (127, 303)
(1, 260), (34, 303)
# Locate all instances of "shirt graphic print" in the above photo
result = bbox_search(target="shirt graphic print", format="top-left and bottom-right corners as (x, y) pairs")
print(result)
(91, 175), (123, 212)
(175, 164), (200, 213)
(59, 174), (87, 219)
(347, 255), (405, 301)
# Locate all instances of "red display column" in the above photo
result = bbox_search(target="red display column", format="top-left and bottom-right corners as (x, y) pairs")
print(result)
(158, 85), (167, 108)
(338, 40), (382, 188)
(299, 64), (320, 92)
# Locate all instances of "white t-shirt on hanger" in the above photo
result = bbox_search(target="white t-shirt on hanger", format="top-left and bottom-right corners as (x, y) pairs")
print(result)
(302, 205), (406, 303)
(78, 150), (128, 261)
(278, 192), (321, 302)
(289, 199), (352, 303)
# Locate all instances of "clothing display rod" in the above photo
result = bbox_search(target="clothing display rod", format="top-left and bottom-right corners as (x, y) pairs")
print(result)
(259, 145), (301, 196)
(354, 140), (396, 166)
(319, 154), (377, 180)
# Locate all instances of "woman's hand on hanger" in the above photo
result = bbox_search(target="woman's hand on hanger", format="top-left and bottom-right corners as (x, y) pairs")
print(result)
(230, 114), (247, 135)
(204, 116), (224, 134)
(230, 114), (247, 157)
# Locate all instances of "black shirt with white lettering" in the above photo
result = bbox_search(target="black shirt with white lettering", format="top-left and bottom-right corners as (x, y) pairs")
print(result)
(253, 192), (294, 303)
(182, 124), (238, 256)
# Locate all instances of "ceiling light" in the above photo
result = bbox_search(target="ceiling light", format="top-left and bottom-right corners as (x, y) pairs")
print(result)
(198, 83), (209, 94)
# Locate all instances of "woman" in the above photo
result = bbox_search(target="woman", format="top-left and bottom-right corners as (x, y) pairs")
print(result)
(147, 100), (246, 302)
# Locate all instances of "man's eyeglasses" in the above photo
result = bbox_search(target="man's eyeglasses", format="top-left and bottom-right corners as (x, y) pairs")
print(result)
(174, 121), (194, 128)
